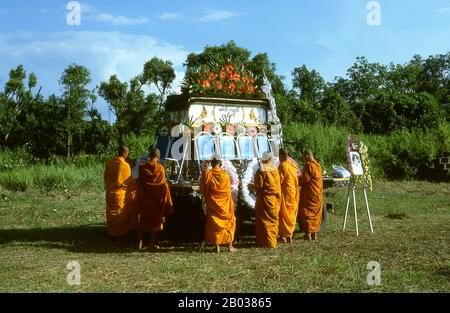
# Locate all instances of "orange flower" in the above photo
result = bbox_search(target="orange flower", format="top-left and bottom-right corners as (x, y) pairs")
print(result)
(225, 63), (234, 73)
(228, 82), (237, 92)
(215, 80), (223, 90)
(202, 79), (211, 89)
(247, 85), (254, 93)
(208, 72), (216, 80)
(219, 70), (226, 80)
(233, 73), (241, 81)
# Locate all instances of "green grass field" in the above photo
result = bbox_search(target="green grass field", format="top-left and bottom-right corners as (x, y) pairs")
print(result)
(0, 167), (449, 292)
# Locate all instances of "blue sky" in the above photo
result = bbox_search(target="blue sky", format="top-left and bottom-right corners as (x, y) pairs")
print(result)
(0, 0), (449, 120)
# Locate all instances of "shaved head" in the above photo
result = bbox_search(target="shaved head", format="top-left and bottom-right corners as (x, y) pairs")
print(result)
(149, 146), (160, 160)
(118, 145), (129, 157)
(302, 149), (314, 162)
(279, 148), (288, 161)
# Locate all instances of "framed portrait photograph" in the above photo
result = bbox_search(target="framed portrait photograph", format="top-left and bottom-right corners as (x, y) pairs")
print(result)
(349, 151), (364, 176)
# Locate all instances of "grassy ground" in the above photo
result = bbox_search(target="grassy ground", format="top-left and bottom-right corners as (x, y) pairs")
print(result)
(0, 176), (449, 292)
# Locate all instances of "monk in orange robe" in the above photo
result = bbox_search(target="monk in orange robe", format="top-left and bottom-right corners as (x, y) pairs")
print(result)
(299, 150), (323, 241)
(278, 148), (300, 243)
(104, 145), (138, 244)
(137, 146), (174, 251)
(200, 154), (237, 253)
(249, 151), (281, 248)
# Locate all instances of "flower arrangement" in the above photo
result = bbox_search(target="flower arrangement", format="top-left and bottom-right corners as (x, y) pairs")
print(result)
(184, 61), (262, 98)
(347, 135), (373, 191)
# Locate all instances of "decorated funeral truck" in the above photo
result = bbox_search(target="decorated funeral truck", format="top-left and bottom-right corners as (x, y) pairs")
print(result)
(142, 75), (290, 238)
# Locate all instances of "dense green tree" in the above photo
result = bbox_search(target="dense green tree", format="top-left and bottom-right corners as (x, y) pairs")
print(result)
(248, 53), (286, 95)
(320, 88), (361, 132)
(59, 64), (95, 157)
(183, 41), (286, 95)
(0, 65), (41, 146)
(291, 65), (326, 105)
(142, 57), (176, 112)
(26, 95), (67, 158)
(98, 74), (158, 143)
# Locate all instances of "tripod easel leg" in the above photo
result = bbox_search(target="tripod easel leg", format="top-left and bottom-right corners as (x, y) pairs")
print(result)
(342, 186), (351, 231)
(352, 186), (359, 237)
(363, 188), (374, 233)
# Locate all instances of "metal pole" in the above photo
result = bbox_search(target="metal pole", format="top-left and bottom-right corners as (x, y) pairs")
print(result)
(352, 186), (359, 236)
(363, 188), (374, 233)
(342, 184), (351, 231)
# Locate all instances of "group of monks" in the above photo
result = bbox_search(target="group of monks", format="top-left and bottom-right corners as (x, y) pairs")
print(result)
(104, 145), (173, 251)
(104, 144), (323, 252)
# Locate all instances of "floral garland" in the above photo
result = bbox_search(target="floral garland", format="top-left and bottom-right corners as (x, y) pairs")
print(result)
(240, 159), (259, 208)
(241, 158), (280, 209)
(347, 135), (373, 191)
(186, 61), (261, 98)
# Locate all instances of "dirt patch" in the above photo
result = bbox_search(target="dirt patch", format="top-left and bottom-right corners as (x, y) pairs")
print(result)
(384, 213), (409, 220)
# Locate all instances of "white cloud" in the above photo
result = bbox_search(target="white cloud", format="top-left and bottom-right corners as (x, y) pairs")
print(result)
(79, 3), (149, 25)
(80, 3), (97, 14)
(87, 13), (149, 25)
(436, 7), (450, 14)
(199, 10), (238, 22)
(158, 13), (181, 21)
(0, 31), (188, 118)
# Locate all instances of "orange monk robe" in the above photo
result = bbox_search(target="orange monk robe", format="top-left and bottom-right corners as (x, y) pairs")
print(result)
(299, 159), (323, 234)
(254, 164), (281, 248)
(137, 160), (174, 232)
(278, 159), (300, 238)
(200, 167), (236, 245)
(104, 156), (138, 237)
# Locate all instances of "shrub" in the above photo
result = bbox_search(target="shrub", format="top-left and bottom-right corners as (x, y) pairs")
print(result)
(283, 122), (349, 173)
(0, 170), (33, 192)
(284, 121), (449, 180)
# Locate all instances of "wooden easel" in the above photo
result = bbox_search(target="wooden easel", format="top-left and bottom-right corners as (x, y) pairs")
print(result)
(342, 178), (374, 236)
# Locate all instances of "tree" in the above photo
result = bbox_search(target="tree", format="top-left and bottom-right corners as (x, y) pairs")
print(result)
(82, 106), (112, 154)
(98, 74), (158, 143)
(184, 41), (251, 73)
(142, 57), (176, 112)
(333, 57), (388, 119)
(0, 65), (41, 146)
(59, 64), (95, 157)
(417, 52), (450, 105)
(291, 65), (326, 105)
(320, 88), (361, 132)
(248, 53), (286, 95)
(26, 95), (67, 158)
(183, 41), (286, 95)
